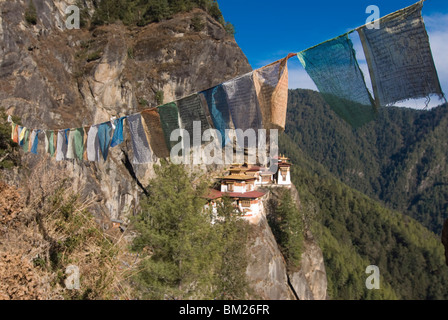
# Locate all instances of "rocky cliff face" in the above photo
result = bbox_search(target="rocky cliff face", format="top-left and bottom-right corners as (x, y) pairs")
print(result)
(0, 0), (251, 221)
(1, 0), (327, 300)
(246, 186), (327, 300)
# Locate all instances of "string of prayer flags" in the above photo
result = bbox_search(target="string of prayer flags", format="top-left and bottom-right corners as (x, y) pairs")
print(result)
(297, 34), (377, 128)
(200, 84), (233, 147)
(5, 53), (297, 162)
(127, 113), (153, 164)
(157, 102), (180, 152)
(8, 0), (445, 165)
(357, 0), (444, 107)
(254, 55), (291, 130)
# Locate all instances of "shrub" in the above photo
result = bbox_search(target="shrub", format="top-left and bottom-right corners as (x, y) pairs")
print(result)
(86, 50), (102, 62)
(268, 189), (304, 271)
(25, 0), (38, 25)
(155, 90), (164, 105)
(224, 22), (235, 36)
(138, 97), (149, 107)
(191, 14), (205, 32)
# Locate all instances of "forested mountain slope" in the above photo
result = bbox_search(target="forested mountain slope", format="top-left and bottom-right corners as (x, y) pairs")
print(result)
(279, 132), (448, 299)
(280, 89), (448, 299)
(285, 89), (448, 234)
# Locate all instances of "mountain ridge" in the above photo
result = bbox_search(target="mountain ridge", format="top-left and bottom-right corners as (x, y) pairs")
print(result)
(285, 88), (448, 235)
(280, 89), (448, 299)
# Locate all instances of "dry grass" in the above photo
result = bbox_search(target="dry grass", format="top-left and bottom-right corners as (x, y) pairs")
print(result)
(0, 159), (139, 300)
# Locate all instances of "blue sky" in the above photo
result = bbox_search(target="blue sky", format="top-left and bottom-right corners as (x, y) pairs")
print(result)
(219, 0), (448, 108)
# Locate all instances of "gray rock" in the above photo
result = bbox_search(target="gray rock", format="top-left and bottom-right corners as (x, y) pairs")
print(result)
(0, 2), (251, 221)
(246, 216), (296, 300)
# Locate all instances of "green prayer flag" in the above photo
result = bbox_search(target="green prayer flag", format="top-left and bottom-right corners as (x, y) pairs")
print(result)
(73, 128), (84, 161)
(297, 34), (376, 128)
(22, 129), (30, 152)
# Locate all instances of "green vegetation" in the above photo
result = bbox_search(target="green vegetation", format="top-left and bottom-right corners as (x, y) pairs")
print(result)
(223, 21), (235, 36)
(138, 97), (149, 107)
(89, 0), (235, 35)
(279, 90), (448, 299)
(43, 185), (118, 300)
(127, 47), (135, 59)
(267, 189), (304, 271)
(190, 13), (205, 31)
(213, 196), (251, 299)
(131, 161), (251, 299)
(24, 0), (38, 25)
(75, 0), (90, 28)
(23, 173), (121, 300)
(0, 109), (20, 169)
(155, 90), (164, 105)
(86, 50), (102, 62)
(285, 89), (448, 235)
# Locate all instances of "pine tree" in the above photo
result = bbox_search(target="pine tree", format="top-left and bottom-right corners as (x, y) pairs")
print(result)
(269, 189), (304, 270)
(144, 0), (171, 23)
(131, 161), (220, 299)
(214, 196), (250, 299)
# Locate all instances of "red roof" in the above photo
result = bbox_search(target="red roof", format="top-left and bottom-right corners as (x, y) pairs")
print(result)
(225, 191), (265, 199)
(205, 189), (265, 200)
(205, 189), (223, 200)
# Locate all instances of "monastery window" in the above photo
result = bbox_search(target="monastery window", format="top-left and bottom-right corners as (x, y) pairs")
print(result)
(241, 200), (251, 208)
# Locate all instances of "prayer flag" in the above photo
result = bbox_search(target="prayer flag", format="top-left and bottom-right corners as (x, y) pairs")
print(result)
(200, 84), (232, 146)
(358, 0), (443, 106)
(98, 122), (112, 161)
(177, 94), (212, 146)
(222, 72), (263, 132)
(158, 102), (180, 152)
(254, 56), (290, 130)
(141, 108), (170, 159)
(297, 34), (376, 128)
(56, 129), (68, 161)
(87, 125), (101, 162)
(127, 114), (153, 164)
(110, 117), (126, 148)
(30, 130), (39, 154)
